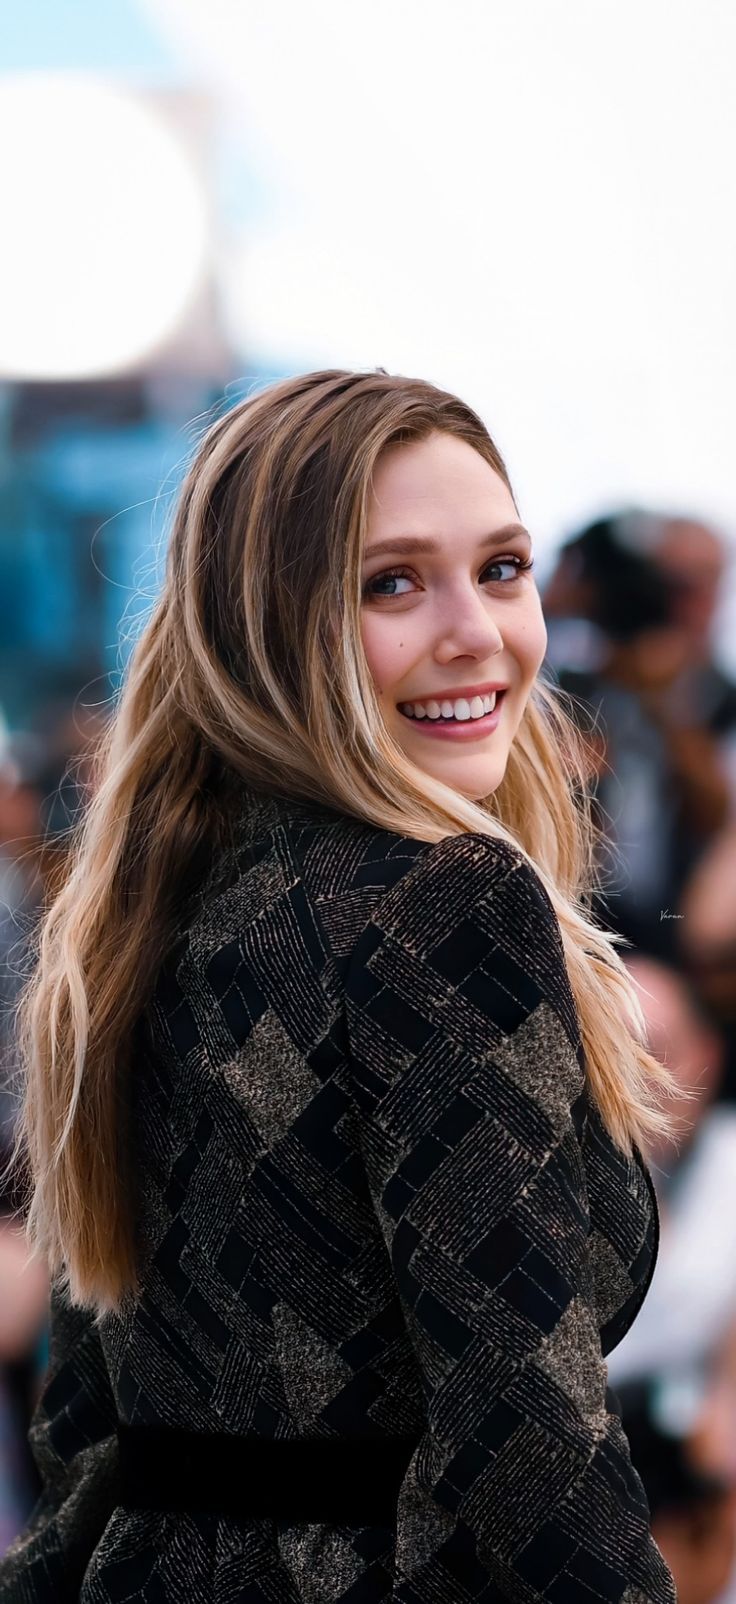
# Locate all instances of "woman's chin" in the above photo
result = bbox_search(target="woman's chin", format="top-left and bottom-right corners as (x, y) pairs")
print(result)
(398, 738), (508, 798)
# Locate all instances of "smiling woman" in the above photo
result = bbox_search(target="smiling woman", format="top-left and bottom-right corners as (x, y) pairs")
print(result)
(361, 432), (547, 798)
(0, 368), (677, 1603)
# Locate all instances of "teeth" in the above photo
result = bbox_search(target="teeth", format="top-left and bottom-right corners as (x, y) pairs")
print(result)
(400, 691), (499, 721)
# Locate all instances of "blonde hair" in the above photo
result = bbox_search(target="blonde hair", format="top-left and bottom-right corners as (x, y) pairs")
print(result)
(6, 368), (678, 1313)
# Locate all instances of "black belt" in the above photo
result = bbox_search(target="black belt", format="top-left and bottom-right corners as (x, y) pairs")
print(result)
(117, 1423), (420, 1524)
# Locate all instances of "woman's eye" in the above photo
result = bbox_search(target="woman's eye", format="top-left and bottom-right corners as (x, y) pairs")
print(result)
(362, 554), (533, 600)
(363, 568), (414, 598)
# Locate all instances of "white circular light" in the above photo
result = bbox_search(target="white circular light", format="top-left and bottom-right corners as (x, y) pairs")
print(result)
(0, 72), (210, 379)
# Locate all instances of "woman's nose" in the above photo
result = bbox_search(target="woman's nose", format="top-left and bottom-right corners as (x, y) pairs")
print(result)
(434, 591), (505, 658)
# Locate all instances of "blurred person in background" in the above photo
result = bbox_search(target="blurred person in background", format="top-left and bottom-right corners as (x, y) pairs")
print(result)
(0, 703), (107, 1554)
(543, 510), (736, 959)
(0, 735), (49, 1553)
(607, 954), (736, 1390)
(677, 820), (736, 1102)
(0, 704), (104, 1147)
(0, 753), (41, 1146)
(615, 1377), (736, 1604)
(653, 518), (736, 745)
(607, 955), (736, 1599)
(0, 1215), (47, 1554)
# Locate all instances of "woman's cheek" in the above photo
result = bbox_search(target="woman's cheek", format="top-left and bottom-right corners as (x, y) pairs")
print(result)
(524, 602), (548, 677)
(361, 614), (412, 689)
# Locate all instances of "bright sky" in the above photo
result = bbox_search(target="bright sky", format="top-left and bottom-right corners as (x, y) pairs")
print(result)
(141, 0), (736, 664)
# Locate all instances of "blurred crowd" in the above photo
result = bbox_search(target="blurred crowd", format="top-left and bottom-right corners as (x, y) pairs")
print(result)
(1, 506), (736, 1601)
(546, 508), (736, 1603)
(0, 704), (106, 1547)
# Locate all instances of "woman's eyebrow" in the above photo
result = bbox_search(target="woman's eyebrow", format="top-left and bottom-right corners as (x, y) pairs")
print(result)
(364, 522), (531, 560)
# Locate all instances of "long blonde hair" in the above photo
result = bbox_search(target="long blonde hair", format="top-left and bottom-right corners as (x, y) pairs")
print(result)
(7, 368), (678, 1312)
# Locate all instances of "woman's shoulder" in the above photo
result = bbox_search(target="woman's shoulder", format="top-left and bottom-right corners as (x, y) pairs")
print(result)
(226, 788), (531, 890)
(152, 802), (553, 1066)
(181, 790), (538, 963)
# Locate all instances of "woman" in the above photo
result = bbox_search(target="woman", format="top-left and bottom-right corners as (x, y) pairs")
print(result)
(0, 369), (677, 1601)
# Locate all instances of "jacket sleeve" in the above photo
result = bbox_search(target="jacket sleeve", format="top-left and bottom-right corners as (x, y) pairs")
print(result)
(0, 1283), (119, 1603)
(344, 831), (676, 1604)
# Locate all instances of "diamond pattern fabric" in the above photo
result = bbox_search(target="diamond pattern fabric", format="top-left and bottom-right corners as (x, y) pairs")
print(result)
(0, 790), (675, 1601)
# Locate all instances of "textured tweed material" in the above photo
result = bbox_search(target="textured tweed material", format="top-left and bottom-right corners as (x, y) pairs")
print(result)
(0, 789), (675, 1602)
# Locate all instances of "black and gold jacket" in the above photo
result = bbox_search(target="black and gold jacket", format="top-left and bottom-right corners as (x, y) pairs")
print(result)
(0, 790), (676, 1603)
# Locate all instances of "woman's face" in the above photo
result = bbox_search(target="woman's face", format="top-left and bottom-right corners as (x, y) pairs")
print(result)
(361, 430), (548, 800)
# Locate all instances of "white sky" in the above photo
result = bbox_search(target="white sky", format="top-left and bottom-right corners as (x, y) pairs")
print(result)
(144, 0), (736, 659)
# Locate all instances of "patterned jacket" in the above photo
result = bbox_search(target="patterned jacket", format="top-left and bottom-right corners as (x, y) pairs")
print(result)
(0, 789), (676, 1602)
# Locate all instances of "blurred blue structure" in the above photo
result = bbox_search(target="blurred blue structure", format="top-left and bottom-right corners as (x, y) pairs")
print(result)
(0, 376), (188, 724)
(3, 0), (175, 78)
(0, 368), (294, 735)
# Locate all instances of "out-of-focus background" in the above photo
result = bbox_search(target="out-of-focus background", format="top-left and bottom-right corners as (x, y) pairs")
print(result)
(2, 2), (736, 1597)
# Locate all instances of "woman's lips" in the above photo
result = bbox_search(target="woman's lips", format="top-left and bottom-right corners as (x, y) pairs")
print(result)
(397, 690), (507, 740)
